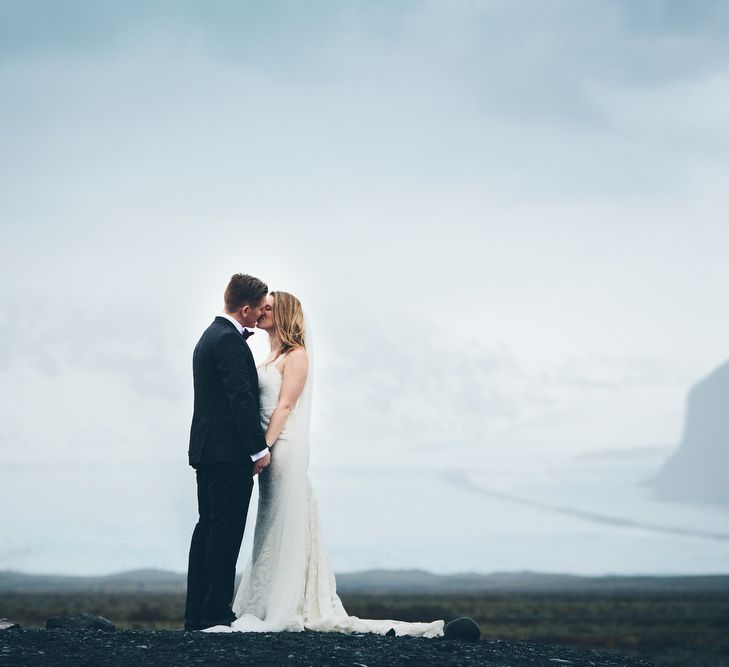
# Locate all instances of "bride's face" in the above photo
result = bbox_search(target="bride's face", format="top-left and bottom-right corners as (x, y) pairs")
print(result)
(256, 294), (275, 331)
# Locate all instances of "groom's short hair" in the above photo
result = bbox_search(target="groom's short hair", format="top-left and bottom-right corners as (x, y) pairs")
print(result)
(224, 274), (268, 311)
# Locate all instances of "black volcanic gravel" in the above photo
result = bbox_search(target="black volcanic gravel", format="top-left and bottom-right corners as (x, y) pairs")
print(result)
(0, 629), (655, 666)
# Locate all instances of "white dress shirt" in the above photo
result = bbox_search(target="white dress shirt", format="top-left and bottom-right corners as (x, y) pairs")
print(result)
(219, 313), (268, 462)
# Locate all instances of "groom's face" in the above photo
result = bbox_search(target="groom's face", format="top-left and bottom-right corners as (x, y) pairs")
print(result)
(240, 297), (266, 328)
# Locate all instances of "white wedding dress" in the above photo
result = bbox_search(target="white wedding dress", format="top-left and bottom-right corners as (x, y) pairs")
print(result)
(205, 352), (444, 637)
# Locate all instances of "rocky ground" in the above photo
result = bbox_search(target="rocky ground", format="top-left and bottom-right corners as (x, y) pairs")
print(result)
(0, 628), (655, 666)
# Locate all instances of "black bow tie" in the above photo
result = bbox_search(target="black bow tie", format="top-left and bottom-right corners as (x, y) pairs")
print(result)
(242, 329), (254, 340)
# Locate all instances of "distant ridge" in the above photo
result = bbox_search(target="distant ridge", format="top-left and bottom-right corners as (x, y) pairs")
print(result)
(0, 569), (186, 593)
(336, 569), (729, 593)
(2, 568), (728, 594)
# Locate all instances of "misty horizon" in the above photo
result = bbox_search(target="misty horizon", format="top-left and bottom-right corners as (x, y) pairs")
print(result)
(2, 1), (729, 578)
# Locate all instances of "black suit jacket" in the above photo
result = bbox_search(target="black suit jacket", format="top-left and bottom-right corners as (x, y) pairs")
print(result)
(188, 317), (268, 467)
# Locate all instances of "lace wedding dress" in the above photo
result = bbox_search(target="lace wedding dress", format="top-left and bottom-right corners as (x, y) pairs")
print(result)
(205, 352), (443, 637)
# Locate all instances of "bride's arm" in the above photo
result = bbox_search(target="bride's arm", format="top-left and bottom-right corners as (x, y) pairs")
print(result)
(264, 347), (308, 447)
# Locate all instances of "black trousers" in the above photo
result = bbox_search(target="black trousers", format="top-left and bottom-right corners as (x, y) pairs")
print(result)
(185, 463), (253, 628)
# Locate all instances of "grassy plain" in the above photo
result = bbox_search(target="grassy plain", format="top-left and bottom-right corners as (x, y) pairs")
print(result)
(2, 591), (727, 666)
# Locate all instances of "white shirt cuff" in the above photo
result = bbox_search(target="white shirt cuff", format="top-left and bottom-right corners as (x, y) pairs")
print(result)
(250, 448), (269, 462)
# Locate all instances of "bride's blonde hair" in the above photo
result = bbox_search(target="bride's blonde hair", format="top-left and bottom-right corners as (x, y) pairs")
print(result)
(270, 291), (306, 356)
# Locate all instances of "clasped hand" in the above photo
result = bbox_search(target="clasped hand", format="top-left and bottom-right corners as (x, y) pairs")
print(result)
(253, 450), (271, 476)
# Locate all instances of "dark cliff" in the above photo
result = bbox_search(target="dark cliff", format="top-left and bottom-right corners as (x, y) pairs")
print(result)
(654, 359), (729, 505)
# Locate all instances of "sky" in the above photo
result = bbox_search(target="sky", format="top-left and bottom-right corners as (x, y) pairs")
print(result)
(1, 0), (729, 575)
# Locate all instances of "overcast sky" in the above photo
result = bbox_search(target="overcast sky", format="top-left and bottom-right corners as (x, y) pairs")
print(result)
(2, 1), (729, 574)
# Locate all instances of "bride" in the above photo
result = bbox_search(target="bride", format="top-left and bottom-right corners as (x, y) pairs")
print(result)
(205, 291), (443, 637)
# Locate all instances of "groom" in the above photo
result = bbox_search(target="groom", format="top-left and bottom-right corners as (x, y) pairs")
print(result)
(184, 273), (272, 631)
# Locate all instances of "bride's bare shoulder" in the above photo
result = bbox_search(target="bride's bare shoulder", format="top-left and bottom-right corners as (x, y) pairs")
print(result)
(281, 346), (308, 371)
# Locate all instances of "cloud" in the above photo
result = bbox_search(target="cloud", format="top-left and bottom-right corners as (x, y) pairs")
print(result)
(1, 0), (727, 466)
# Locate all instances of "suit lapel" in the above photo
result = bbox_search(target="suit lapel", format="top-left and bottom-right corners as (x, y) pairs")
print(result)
(214, 316), (239, 332)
